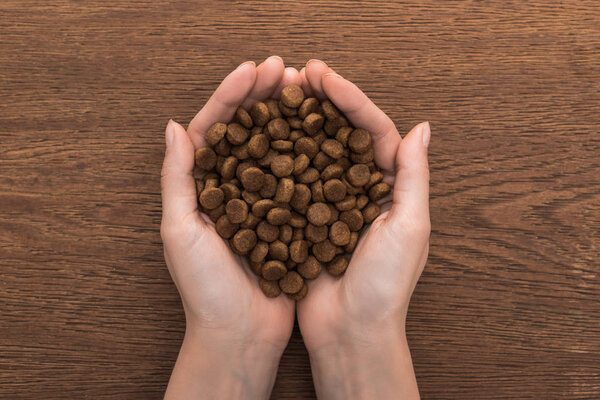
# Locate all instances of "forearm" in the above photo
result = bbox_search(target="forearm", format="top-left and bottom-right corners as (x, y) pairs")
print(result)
(165, 328), (283, 400)
(308, 327), (419, 400)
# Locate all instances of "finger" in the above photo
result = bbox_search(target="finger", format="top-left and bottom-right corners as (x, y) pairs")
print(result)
(299, 67), (315, 98)
(387, 122), (430, 233)
(187, 61), (257, 148)
(272, 67), (302, 98)
(241, 55), (285, 109)
(321, 73), (401, 173)
(304, 59), (334, 100)
(161, 120), (203, 227)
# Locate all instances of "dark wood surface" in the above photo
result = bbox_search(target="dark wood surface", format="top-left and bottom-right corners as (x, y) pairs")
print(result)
(1, 1), (599, 398)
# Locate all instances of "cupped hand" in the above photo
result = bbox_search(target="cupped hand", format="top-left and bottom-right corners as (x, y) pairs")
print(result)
(161, 57), (302, 399)
(296, 60), (431, 399)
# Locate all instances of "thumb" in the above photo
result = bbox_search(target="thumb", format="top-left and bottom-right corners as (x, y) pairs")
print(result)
(387, 122), (431, 238)
(160, 120), (201, 228)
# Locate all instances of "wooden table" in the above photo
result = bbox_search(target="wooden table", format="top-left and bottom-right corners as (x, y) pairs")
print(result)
(1, 1), (598, 398)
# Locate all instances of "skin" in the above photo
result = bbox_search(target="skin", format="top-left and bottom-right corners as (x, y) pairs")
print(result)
(161, 57), (430, 400)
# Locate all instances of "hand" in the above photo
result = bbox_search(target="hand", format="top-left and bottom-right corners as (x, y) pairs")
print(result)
(296, 60), (431, 399)
(161, 57), (302, 400)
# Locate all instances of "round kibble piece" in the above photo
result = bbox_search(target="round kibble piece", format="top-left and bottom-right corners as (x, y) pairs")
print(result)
(289, 240), (309, 263)
(313, 151), (333, 171)
(259, 278), (281, 297)
(340, 209), (364, 231)
(344, 232), (359, 252)
(323, 179), (347, 202)
(220, 156), (238, 180)
(274, 177), (295, 203)
(214, 138), (231, 156)
(321, 100), (340, 119)
(242, 190), (261, 205)
(250, 102), (270, 127)
(199, 188), (224, 210)
(269, 240), (289, 261)
(207, 204), (225, 223)
(356, 194), (369, 210)
(278, 101), (297, 117)
(292, 228), (304, 241)
(348, 128), (371, 153)
(258, 149), (278, 168)
(288, 117), (302, 130)
(305, 223), (328, 243)
(195, 148), (217, 170)
(351, 148), (374, 163)
(290, 184), (311, 210)
(288, 283), (308, 301)
(302, 113), (325, 135)
(240, 167), (264, 192)
(215, 215), (239, 239)
(362, 202), (380, 224)
(297, 168), (320, 184)
(226, 123), (249, 145)
(240, 212), (260, 229)
(252, 199), (275, 217)
(312, 240), (337, 263)
(262, 260), (287, 280)
(259, 174), (277, 198)
(327, 255), (349, 276)
(294, 137), (319, 158)
(369, 182), (392, 201)
(366, 171), (383, 189)
(248, 134), (270, 158)
(256, 221), (280, 242)
(271, 140), (293, 152)
(250, 261), (263, 276)
(289, 212), (307, 228)
(231, 229), (257, 254)
(279, 271), (304, 294)
(266, 207), (291, 225)
(311, 180), (325, 202)
(293, 154), (310, 175)
(267, 118), (290, 140)
(250, 241), (269, 263)
(206, 122), (227, 146)
(279, 224), (293, 244)
(226, 199), (248, 224)
(235, 106), (253, 129)
(233, 143), (250, 159)
(336, 126), (352, 147)
(346, 164), (371, 187)
(335, 196), (356, 211)
(321, 139), (344, 159)
(329, 221), (351, 246)
(306, 203), (331, 226)
(297, 256), (322, 280)
(265, 99), (282, 119)
(281, 84), (305, 108)
(271, 155), (294, 177)
(324, 117), (348, 136)
(298, 97), (319, 119)
(321, 164), (344, 181)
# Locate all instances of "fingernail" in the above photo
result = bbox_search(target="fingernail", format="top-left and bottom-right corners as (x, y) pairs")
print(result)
(267, 55), (283, 63)
(323, 72), (342, 79)
(421, 122), (431, 148)
(236, 60), (255, 70)
(165, 119), (175, 147)
(307, 59), (326, 67)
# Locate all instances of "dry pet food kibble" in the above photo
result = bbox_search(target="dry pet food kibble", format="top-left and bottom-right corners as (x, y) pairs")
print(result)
(194, 84), (392, 300)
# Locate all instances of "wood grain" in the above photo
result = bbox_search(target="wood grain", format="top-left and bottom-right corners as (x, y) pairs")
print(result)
(1, 1), (599, 398)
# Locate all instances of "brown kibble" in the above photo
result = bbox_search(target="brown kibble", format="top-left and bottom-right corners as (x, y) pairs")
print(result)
(225, 198), (248, 224)
(289, 212), (308, 228)
(324, 117), (348, 136)
(288, 283), (308, 301)
(321, 139), (344, 159)
(311, 180), (325, 202)
(290, 184), (311, 210)
(313, 130), (327, 146)
(240, 212), (260, 229)
(240, 167), (264, 192)
(252, 199), (276, 218)
(335, 196), (356, 211)
(321, 164), (344, 181)
(312, 239), (337, 262)
(250, 241), (269, 263)
(287, 117), (302, 130)
(265, 99), (282, 119)
(231, 143), (250, 160)
(251, 126), (263, 136)
(279, 224), (293, 244)
(369, 182), (392, 201)
(250, 261), (263, 276)
(306, 202), (331, 226)
(271, 140), (293, 152)
(335, 157), (352, 171)
(321, 100), (340, 119)
(256, 220), (279, 242)
(206, 122), (227, 146)
(271, 155), (294, 177)
(327, 255), (349, 276)
(289, 240), (309, 263)
(356, 194), (369, 210)
(286, 259), (297, 270)
(247, 134), (270, 158)
(365, 171), (383, 189)
(302, 113), (325, 135)
(289, 129), (305, 142)
(226, 123), (249, 145)
(204, 177), (219, 190)
(269, 240), (289, 261)
(262, 260), (287, 280)
(242, 190), (261, 204)
(215, 215), (239, 239)
(259, 174), (278, 198)
(335, 126), (353, 147)
(274, 177), (295, 203)
(278, 101), (297, 117)
(220, 156), (238, 180)
(305, 223), (328, 243)
(350, 148), (374, 163)
(266, 207), (291, 225)
(327, 203), (339, 225)
(195, 148), (217, 170)
(293, 154), (310, 175)
(281, 84), (305, 108)
(340, 209), (364, 231)
(342, 176), (363, 195)
(231, 228), (257, 254)
(267, 118), (290, 140)
(279, 271), (304, 294)
(257, 149), (278, 168)
(294, 136), (319, 158)
(235, 106), (253, 129)
(362, 202), (380, 224)
(250, 101), (270, 127)
(313, 151), (334, 171)
(214, 138), (232, 156)
(195, 179), (205, 195)
(348, 128), (371, 153)
(323, 179), (347, 202)
(298, 97), (320, 119)
(199, 187), (224, 210)
(344, 232), (359, 252)
(259, 278), (281, 297)
(206, 204), (226, 223)
(297, 167), (320, 184)
(297, 256), (322, 280)
(329, 221), (351, 246)
(346, 164), (371, 187)
(292, 228), (304, 241)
